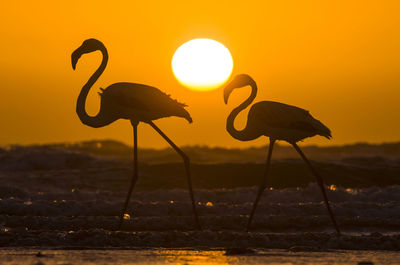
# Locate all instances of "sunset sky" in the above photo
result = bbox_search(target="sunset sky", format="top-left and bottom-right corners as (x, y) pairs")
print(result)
(1, 1), (400, 148)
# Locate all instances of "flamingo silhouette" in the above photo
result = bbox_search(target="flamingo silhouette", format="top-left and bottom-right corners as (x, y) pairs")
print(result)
(224, 74), (340, 235)
(71, 38), (201, 230)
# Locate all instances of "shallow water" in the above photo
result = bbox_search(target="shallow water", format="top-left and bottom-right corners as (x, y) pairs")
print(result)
(1, 144), (400, 250)
(2, 175), (400, 249)
(1, 249), (400, 265)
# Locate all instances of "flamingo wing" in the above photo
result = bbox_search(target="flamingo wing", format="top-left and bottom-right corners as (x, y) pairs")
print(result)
(249, 101), (331, 141)
(100, 82), (192, 122)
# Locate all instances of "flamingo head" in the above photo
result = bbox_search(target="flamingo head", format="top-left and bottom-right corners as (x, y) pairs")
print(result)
(224, 74), (256, 104)
(71, 39), (105, 70)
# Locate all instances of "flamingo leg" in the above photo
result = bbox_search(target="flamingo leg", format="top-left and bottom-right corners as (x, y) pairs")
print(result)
(148, 121), (201, 230)
(292, 143), (341, 235)
(247, 139), (275, 232)
(118, 122), (139, 230)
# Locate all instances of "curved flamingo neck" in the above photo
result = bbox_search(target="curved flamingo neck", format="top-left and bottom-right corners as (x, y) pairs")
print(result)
(226, 80), (258, 141)
(76, 45), (112, 128)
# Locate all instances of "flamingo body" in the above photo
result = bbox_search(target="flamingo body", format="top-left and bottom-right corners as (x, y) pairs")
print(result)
(245, 101), (331, 143)
(98, 82), (192, 124)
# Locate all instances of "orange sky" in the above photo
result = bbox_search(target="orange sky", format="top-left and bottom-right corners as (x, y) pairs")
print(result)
(1, 1), (400, 148)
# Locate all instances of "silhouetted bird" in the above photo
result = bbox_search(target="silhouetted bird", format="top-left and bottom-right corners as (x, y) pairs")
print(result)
(224, 74), (340, 235)
(71, 38), (200, 230)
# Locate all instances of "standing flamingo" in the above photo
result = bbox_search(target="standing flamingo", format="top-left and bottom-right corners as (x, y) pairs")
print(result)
(71, 38), (201, 230)
(224, 74), (340, 235)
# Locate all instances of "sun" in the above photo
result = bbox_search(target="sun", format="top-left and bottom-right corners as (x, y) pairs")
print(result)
(172, 38), (233, 91)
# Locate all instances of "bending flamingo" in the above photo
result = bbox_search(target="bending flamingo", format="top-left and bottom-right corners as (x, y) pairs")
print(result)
(224, 74), (340, 235)
(71, 38), (201, 230)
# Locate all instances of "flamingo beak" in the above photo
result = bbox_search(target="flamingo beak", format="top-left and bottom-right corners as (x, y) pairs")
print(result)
(223, 83), (235, 104)
(71, 48), (82, 70)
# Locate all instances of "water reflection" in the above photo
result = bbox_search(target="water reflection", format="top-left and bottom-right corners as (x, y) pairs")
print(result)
(1, 249), (399, 265)
(161, 250), (238, 265)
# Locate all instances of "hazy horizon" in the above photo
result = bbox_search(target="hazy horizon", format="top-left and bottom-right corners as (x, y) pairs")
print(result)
(4, 137), (400, 151)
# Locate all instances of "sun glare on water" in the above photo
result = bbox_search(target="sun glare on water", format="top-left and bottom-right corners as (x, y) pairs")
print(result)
(172, 39), (233, 91)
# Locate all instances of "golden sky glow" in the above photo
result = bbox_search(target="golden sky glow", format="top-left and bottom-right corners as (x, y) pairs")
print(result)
(172, 38), (233, 90)
(1, 1), (400, 148)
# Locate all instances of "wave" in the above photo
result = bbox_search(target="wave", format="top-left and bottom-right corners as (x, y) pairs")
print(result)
(1, 140), (400, 248)
(0, 185), (400, 249)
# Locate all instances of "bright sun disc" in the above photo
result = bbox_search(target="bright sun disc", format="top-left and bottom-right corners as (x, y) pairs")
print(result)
(172, 38), (233, 91)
